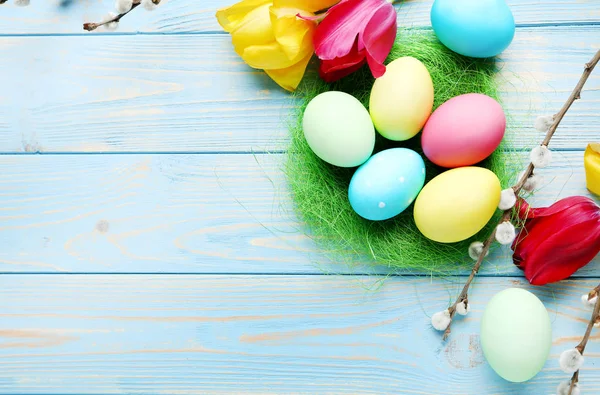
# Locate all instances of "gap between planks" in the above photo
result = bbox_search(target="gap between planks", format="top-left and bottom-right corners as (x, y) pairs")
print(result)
(0, 148), (589, 155)
(0, 22), (599, 38)
(2, 272), (600, 280)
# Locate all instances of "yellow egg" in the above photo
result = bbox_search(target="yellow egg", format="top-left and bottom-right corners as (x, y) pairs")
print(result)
(413, 167), (501, 243)
(369, 57), (434, 141)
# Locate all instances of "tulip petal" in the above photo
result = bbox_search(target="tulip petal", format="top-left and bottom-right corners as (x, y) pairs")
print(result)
(270, 7), (314, 61)
(228, 2), (276, 58)
(217, 0), (319, 92)
(318, 36), (366, 82)
(319, 57), (366, 82)
(522, 219), (600, 285)
(264, 51), (313, 91)
(273, 0), (340, 13)
(585, 143), (600, 196)
(526, 196), (597, 219)
(242, 41), (306, 69)
(216, 0), (272, 32)
(513, 196), (600, 285)
(312, 0), (382, 60)
(361, 2), (397, 78)
(514, 199), (600, 260)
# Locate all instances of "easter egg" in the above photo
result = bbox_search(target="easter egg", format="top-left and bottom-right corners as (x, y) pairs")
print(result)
(481, 288), (552, 382)
(303, 91), (375, 167)
(431, 0), (515, 58)
(422, 93), (506, 168)
(413, 167), (500, 242)
(369, 57), (434, 141)
(349, 148), (426, 221)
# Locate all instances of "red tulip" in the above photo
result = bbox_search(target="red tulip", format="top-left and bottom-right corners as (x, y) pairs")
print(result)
(312, 0), (397, 82)
(513, 196), (600, 285)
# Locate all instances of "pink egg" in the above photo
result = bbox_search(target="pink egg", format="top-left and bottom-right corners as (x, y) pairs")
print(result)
(421, 93), (506, 168)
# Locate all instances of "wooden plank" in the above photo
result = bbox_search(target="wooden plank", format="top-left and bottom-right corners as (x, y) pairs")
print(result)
(0, 28), (598, 153)
(0, 274), (599, 394)
(0, 152), (597, 275)
(0, 0), (598, 35)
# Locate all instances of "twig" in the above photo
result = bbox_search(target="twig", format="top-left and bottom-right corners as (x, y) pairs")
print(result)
(568, 284), (600, 395)
(83, 0), (161, 31)
(84, 1), (140, 32)
(443, 48), (600, 340)
(443, 213), (506, 340)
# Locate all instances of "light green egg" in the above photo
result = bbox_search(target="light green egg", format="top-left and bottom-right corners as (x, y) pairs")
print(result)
(480, 288), (552, 382)
(303, 91), (375, 167)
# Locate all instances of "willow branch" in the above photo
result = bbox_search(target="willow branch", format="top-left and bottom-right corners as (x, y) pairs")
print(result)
(443, 211), (508, 340)
(83, 0), (161, 31)
(84, 1), (140, 31)
(576, 287), (600, 354)
(443, 48), (600, 340)
(568, 283), (600, 395)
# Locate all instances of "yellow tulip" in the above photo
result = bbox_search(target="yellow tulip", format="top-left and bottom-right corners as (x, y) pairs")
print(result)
(585, 143), (600, 196)
(216, 0), (339, 91)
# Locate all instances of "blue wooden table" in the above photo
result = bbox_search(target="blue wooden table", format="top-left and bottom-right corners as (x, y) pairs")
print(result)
(0, 1), (599, 393)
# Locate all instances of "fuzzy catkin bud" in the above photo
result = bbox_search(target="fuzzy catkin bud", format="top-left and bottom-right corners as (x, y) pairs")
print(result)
(495, 221), (516, 245)
(468, 241), (488, 261)
(456, 301), (469, 316)
(530, 145), (552, 168)
(559, 348), (584, 373)
(535, 115), (554, 133)
(519, 171), (542, 192)
(15, 0), (30, 5)
(103, 12), (119, 30)
(557, 380), (580, 395)
(142, 0), (159, 10)
(431, 310), (451, 331)
(581, 294), (598, 308)
(115, 0), (133, 13)
(498, 188), (517, 210)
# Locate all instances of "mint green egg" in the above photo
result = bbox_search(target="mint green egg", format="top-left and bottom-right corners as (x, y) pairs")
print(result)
(480, 288), (552, 382)
(303, 91), (375, 167)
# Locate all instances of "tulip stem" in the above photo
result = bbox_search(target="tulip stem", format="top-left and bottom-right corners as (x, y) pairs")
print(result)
(567, 284), (600, 395)
(443, 49), (600, 341)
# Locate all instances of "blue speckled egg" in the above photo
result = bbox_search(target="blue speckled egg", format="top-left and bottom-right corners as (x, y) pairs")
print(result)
(349, 148), (426, 221)
(431, 0), (515, 58)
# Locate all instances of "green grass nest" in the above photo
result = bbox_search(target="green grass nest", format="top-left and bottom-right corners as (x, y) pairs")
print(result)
(285, 29), (518, 273)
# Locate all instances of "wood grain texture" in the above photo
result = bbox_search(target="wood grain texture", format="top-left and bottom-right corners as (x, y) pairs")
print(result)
(0, 152), (597, 275)
(0, 28), (598, 153)
(0, 2), (599, 394)
(0, 274), (599, 394)
(0, 0), (598, 35)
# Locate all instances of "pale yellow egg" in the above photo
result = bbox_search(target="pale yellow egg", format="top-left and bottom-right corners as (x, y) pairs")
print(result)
(369, 57), (434, 141)
(413, 167), (501, 243)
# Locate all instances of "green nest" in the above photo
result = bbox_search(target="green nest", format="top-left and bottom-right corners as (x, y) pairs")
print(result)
(285, 29), (518, 273)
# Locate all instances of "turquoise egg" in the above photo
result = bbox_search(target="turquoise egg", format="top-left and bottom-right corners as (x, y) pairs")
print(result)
(349, 148), (426, 221)
(431, 0), (515, 58)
